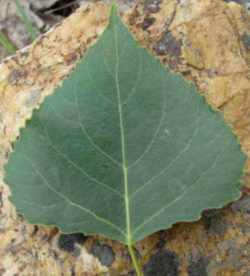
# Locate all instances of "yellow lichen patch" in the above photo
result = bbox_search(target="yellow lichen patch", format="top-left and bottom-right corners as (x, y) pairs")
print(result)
(202, 74), (250, 107)
(183, 11), (248, 74)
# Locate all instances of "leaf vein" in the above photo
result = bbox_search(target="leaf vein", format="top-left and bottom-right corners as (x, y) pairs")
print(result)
(85, 58), (116, 105)
(128, 98), (166, 169)
(132, 127), (230, 235)
(130, 118), (200, 199)
(23, 154), (125, 236)
(122, 51), (143, 105)
(38, 115), (123, 197)
(113, 20), (131, 245)
(74, 91), (122, 168)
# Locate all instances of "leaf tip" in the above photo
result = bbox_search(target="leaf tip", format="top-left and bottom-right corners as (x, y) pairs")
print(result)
(109, 3), (119, 25)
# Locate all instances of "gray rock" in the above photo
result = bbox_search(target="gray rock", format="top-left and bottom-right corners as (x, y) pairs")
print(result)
(28, 0), (58, 10)
(143, 249), (180, 276)
(90, 241), (115, 267)
(231, 196), (250, 214)
(187, 256), (208, 276)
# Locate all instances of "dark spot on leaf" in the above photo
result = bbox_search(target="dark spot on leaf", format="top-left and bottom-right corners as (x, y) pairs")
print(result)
(241, 32), (250, 51)
(143, 249), (180, 276)
(90, 241), (115, 267)
(187, 257), (208, 276)
(141, 17), (156, 30)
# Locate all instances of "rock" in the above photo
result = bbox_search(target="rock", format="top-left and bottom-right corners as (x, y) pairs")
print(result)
(0, 0), (43, 50)
(222, 0), (250, 10)
(58, 233), (87, 253)
(27, 0), (59, 10)
(154, 31), (183, 69)
(0, 0), (249, 275)
(90, 241), (115, 267)
(58, 234), (76, 252)
(143, 249), (180, 276)
(231, 195), (250, 214)
(187, 256), (208, 276)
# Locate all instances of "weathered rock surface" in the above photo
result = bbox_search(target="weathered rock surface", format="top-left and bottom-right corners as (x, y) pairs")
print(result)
(0, 0), (249, 275)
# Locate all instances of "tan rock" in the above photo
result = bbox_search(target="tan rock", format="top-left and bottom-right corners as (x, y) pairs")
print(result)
(0, 0), (249, 275)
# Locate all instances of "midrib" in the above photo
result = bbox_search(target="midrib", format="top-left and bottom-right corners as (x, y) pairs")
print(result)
(113, 24), (132, 246)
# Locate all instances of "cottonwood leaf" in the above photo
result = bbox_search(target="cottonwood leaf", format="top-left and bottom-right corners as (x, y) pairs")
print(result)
(4, 6), (246, 245)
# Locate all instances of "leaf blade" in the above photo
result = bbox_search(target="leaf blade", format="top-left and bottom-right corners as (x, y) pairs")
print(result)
(4, 6), (246, 245)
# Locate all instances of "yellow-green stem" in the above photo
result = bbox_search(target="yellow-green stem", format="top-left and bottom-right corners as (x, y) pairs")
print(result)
(128, 243), (143, 276)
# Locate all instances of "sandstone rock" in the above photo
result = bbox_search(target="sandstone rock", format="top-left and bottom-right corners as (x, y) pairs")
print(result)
(0, 1), (249, 275)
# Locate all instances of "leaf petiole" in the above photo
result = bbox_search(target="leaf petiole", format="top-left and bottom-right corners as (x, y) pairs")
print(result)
(128, 243), (143, 276)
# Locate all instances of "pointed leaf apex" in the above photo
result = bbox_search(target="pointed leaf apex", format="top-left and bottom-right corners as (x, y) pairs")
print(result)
(109, 3), (119, 25)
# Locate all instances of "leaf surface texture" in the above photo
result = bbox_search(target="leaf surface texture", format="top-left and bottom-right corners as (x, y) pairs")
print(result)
(4, 7), (246, 244)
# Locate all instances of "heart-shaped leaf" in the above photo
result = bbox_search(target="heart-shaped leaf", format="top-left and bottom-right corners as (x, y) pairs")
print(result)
(4, 6), (246, 250)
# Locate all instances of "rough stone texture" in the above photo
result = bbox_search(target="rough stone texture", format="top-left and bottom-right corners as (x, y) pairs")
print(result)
(90, 241), (115, 267)
(27, 0), (58, 10)
(143, 249), (180, 275)
(187, 256), (208, 276)
(0, 0), (43, 49)
(0, 0), (64, 61)
(58, 233), (88, 253)
(0, 0), (249, 275)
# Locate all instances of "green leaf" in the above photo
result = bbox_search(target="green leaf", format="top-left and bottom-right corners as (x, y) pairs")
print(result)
(4, 6), (246, 248)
